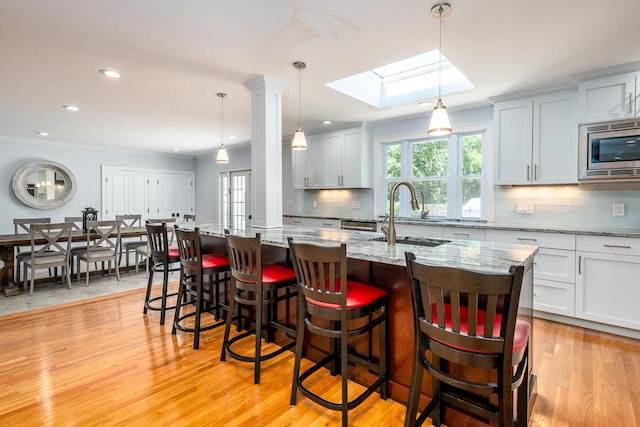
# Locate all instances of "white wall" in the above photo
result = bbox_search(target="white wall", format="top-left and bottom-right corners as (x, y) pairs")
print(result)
(0, 135), (195, 234)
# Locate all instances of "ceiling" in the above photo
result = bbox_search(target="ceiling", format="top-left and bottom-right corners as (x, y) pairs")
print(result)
(1, 0), (639, 157)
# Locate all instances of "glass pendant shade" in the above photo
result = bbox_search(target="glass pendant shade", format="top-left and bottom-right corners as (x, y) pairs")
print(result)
(216, 144), (229, 163)
(427, 99), (452, 136)
(215, 92), (229, 164)
(291, 126), (307, 150)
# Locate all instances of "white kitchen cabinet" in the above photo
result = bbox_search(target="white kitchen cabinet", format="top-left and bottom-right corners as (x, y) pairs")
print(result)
(292, 135), (323, 189)
(494, 91), (577, 185)
(486, 229), (576, 316)
(578, 72), (639, 123)
(576, 234), (640, 330)
(324, 128), (370, 188)
(293, 127), (371, 189)
(442, 226), (486, 241)
(283, 217), (340, 229)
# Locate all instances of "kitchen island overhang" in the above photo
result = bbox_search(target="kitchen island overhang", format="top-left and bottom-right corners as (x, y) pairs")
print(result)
(182, 222), (538, 425)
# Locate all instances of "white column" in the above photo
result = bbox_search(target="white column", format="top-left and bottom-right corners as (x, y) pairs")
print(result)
(244, 76), (287, 229)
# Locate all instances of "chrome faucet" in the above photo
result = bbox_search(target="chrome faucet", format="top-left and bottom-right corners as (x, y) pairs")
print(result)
(417, 190), (429, 219)
(386, 181), (420, 246)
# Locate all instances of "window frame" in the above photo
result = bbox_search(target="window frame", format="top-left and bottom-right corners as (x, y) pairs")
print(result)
(379, 127), (490, 220)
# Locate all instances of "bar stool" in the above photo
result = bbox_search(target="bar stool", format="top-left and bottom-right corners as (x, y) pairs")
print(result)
(288, 238), (388, 426)
(143, 222), (180, 325)
(403, 252), (529, 427)
(220, 233), (298, 384)
(173, 227), (230, 349)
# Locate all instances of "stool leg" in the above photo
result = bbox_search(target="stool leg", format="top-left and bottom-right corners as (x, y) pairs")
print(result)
(193, 280), (202, 350)
(220, 278), (237, 362)
(172, 272), (186, 336)
(340, 320), (348, 426)
(404, 333), (425, 427)
(159, 263), (170, 325)
(143, 263), (155, 315)
(254, 288), (263, 384)
(379, 306), (388, 399)
(290, 296), (305, 405)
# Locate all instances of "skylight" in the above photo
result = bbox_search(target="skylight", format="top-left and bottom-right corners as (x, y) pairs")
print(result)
(326, 51), (474, 109)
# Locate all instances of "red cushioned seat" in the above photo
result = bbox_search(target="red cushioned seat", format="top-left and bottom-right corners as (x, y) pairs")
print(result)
(167, 246), (180, 260)
(306, 280), (387, 309)
(430, 303), (530, 354)
(202, 253), (230, 269)
(262, 264), (296, 283)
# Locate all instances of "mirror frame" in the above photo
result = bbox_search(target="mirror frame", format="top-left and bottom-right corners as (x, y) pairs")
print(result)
(12, 160), (77, 209)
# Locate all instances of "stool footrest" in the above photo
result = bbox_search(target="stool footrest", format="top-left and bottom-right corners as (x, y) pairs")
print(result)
(144, 291), (179, 312)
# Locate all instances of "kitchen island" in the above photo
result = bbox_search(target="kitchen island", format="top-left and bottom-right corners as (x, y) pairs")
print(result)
(187, 222), (538, 425)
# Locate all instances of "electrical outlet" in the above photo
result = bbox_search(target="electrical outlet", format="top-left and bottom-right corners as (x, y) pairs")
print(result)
(286, 200), (293, 207)
(516, 202), (534, 214)
(351, 199), (361, 209)
(613, 202), (625, 216)
(312, 200), (317, 209)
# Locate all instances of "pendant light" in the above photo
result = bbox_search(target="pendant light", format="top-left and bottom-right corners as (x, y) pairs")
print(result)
(216, 92), (229, 164)
(291, 61), (308, 150)
(428, 3), (452, 137)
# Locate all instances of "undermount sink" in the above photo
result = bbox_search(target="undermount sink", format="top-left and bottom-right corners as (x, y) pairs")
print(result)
(371, 236), (450, 247)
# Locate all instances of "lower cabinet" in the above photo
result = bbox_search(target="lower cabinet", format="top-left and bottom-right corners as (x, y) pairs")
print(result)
(486, 229), (576, 316)
(283, 217), (340, 229)
(576, 235), (640, 330)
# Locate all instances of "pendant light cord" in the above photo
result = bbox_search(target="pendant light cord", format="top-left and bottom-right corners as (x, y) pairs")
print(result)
(438, 4), (442, 101)
(298, 66), (302, 128)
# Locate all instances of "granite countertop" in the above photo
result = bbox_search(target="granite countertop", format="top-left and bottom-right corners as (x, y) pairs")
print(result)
(186, 222), (538, 275)
(283, 214), (640, 238)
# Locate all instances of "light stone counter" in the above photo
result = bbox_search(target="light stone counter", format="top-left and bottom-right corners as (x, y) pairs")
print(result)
(186, 222), (538, 274)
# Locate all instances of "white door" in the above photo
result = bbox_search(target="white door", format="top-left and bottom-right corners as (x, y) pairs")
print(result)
(157, 173), (177, 219)
(102, 167), (149, 220)
(174, 173), (194, 219)
(230, 170), (250, 230)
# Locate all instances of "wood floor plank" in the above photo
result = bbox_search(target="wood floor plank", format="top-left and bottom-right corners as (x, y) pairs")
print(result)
(1, 285), (639, 426)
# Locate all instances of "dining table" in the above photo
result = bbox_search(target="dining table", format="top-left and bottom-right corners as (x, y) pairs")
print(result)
(0, 227), (147, 297)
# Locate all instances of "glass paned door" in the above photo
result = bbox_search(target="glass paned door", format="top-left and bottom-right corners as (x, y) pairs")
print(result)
(221, 170), (251, 230)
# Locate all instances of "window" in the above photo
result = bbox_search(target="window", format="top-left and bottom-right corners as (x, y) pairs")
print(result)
(382, 132), (484, 219)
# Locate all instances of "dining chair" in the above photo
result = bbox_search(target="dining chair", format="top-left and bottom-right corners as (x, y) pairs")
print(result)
(75, 220), (122, 286)
(288, 238), (388, 426)
(22, 223), (74, 296)
(220, 233), (298, 384)
(173, 227), (230, 349)
(13, 217), (52, 283)
(403, 252), (529, 427)
(116, 214), (145, 268)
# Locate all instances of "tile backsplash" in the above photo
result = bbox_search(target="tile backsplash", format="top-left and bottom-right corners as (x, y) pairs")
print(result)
(284, 189), (375, 219)
(494, 182), (640, 229)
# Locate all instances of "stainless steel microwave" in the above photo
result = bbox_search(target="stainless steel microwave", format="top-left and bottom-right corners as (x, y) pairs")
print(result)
(579, 119), (640, 181)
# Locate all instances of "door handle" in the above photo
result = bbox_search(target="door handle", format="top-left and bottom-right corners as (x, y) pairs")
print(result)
(527, 165), (530, 181)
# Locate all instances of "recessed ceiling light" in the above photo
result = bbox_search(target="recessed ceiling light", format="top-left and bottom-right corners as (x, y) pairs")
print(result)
(226, 135), (236, 140)
(99, 69), (122, 78)
(172, 148), (180, 152)
(322, 120), (332, 125)
(37, 131), (49, 136)
(62, 105), (79, 111)
(417, 101), (433, 108)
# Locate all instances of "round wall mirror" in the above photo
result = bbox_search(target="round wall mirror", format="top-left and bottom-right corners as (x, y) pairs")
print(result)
(12, 160), (77, 209)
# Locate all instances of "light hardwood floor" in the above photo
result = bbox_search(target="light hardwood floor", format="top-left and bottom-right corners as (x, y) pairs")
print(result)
(1, 285), (639, 426)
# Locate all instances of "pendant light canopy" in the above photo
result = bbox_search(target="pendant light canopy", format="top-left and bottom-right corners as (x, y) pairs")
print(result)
(216, 92), (229, 164)
(428, 3), (452, 137)
(292, 61), (308, 150)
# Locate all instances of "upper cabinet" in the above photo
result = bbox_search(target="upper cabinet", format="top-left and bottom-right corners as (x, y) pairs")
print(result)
(292, 126), (371, 189)
(494, 91), (578, 185)
(578, 72), (639, 123)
